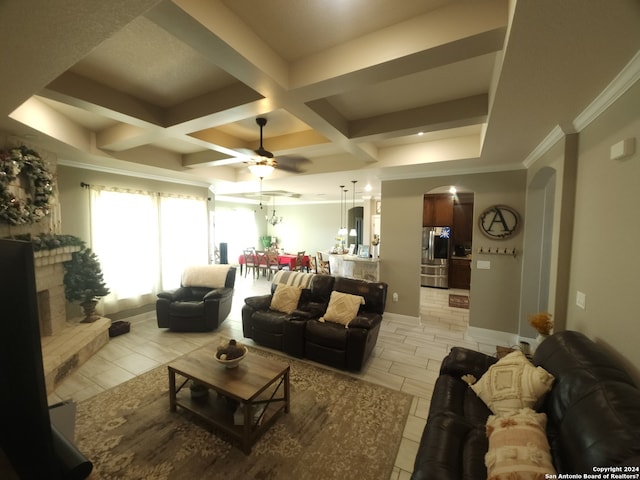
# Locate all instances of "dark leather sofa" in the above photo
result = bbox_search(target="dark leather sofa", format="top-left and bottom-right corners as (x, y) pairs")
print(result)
(242, 273), (387, 371)
(411, 330), (640, 479)
(156, 266), (236, 332)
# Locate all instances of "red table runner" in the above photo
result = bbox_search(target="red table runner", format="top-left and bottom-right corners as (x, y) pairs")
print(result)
(238, 254), (310, 271)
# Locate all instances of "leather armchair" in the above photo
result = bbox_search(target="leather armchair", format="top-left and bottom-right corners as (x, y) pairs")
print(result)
(156, 266), (236, 332)
(304, 276), (388, 371)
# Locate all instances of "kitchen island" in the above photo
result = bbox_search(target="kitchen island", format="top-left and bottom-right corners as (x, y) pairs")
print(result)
(326, 253), (380, 281)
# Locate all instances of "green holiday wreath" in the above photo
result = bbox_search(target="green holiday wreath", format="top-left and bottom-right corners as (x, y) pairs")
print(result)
(0, 145), (54, 225)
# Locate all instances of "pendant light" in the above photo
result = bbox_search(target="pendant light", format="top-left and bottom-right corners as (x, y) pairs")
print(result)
(338, 185), (347, 235)
(266, 196), (282, 226)
(349, 180), (357, 237)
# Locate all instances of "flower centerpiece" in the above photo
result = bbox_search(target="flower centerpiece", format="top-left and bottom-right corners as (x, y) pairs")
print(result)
(529, 312), (553, 344)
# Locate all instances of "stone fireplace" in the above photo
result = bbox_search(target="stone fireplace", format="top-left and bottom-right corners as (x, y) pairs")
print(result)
(34, 247), (110, 394)
(34, 247), (76, 336)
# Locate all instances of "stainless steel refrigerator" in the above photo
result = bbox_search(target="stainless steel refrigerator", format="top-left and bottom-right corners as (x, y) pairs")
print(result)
(421, 226), (450, 288)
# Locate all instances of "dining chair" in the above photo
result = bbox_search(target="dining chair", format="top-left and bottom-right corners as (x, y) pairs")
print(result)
(255, 251), (269, 277)
(316, 251), (331, 274)
(266, 250), (282, 280)
(242, 249), (258, 278)
(308, 256), (317, 273)
(294, 251), (306, 272)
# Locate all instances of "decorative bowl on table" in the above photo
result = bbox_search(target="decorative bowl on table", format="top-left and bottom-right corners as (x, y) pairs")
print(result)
(215, 339), (248, 368)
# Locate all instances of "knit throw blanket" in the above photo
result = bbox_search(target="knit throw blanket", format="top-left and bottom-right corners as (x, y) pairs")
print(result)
(181, 265), (230, 288)
(273, 270), (314, 288)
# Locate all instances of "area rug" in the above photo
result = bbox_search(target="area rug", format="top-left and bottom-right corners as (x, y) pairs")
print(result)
(75, 346), (412, 480)
(448, 294), (470, 309)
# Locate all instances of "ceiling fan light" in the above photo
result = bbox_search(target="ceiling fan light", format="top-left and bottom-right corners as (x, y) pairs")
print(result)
(248, 163), (274, 178)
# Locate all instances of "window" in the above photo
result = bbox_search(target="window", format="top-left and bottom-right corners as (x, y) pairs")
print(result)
(213, 206), (257, 266)
(89, 187), (208, 313)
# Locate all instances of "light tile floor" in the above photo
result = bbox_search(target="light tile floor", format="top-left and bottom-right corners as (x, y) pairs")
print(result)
(48, 274), (498, 479)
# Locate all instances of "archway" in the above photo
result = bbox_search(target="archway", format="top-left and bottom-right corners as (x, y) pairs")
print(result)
(519, 167), (556, 337)
(421, 185), (475, 324)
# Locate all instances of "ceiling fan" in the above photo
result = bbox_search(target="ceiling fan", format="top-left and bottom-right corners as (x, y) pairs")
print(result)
(243, 117), (310, 175)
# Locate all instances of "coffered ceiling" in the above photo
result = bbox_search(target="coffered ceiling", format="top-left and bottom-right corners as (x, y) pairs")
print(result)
(1, 0), (639, 203)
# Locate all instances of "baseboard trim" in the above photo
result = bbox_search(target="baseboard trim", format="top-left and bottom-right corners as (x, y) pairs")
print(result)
(467, 326), (519, 348)
(384, 312), (421, 324)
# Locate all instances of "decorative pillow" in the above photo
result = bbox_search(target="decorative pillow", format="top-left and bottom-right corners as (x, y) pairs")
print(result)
(470, 350), (555, 415)
(485, 408), (557, 479)
(270, 284), (303, 314)
(182, 265), (230, 288)
(319, 291), (365, 328)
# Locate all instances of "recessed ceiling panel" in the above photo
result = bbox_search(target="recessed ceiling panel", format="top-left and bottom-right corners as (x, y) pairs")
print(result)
(327, 53), (496, 120)
(38, 96), (119, 132)
(221, 0), (454, 61)
(215, 110), (313, 141)
(69, 16), (237, 107)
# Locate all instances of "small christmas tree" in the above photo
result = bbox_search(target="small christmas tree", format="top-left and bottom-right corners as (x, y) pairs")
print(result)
(63, 248), (110, 311)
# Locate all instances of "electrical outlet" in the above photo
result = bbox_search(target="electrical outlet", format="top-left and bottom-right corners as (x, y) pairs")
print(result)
(576, 291), (586, 309)
(392, 292), (398, 302)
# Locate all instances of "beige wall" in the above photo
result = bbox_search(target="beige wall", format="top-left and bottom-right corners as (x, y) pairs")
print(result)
(565, 79), (640, 376)
(380, 170), (527, 334)
(523, 134), (578, 337)
(57, 165), (211, 246)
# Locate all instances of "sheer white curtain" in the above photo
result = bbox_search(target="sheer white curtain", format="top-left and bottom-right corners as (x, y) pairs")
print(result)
(90, 187), (160, 313)
(214, 206), (258, 265)
(159, 195), (208, 290)
(89, 187), (208, 313)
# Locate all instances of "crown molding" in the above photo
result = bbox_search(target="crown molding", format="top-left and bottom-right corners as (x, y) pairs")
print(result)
(57, 158), (211, 189)
(524, 50), (640, 168)
(573, 49), (640, 132)
(522, 125), (564, 168)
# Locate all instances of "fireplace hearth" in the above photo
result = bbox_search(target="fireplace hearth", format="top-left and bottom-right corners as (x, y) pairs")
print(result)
(34, 247), (110, 394)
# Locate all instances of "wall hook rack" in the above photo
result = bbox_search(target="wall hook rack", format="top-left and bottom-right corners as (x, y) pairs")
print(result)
(477, 247), (518, 258)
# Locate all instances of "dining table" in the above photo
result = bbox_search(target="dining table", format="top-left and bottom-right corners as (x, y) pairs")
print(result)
(238, 253), (310, 275)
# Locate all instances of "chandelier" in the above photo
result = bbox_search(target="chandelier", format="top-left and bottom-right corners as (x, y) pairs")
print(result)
(266, 197), (282, 226)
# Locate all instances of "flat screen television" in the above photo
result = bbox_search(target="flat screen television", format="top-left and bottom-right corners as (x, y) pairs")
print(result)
(0, 238), (58, 478)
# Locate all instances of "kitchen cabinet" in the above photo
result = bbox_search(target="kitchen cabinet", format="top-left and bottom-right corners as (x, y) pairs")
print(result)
(449, 258), (471, 289)
(423, 194), (453, 226)
(452, 193), (474, 253)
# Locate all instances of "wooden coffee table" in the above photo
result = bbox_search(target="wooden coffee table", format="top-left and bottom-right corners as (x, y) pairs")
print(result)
(168, 347), (290, 454)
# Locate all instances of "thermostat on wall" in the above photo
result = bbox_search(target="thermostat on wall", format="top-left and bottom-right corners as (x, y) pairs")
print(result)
(610, 138), (635, 160)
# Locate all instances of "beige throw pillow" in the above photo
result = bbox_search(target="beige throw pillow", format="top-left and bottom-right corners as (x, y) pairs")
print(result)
(270, 284), (303, 314)
(319, 291), (365, 328)
(485, 408), (557, 479)
(470, 350), (555, 415)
